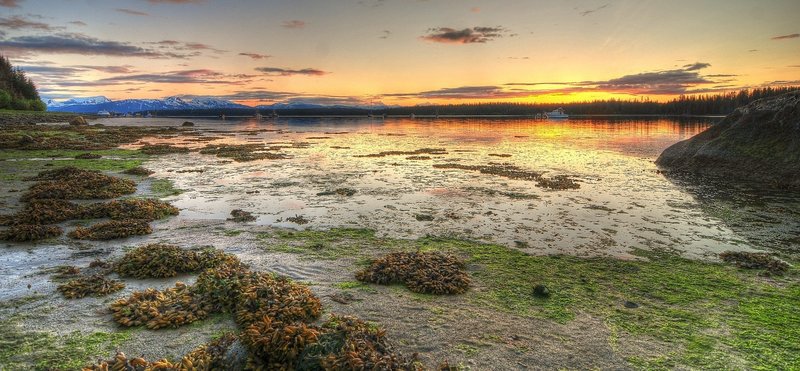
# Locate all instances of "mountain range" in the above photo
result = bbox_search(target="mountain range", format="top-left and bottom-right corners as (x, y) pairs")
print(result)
(44, 96), (388, 113)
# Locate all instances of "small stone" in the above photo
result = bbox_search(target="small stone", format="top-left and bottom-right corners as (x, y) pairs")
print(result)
(532, 284), (550, 298)
(69, 116), (88, 126)
(624, 301), (639, 308)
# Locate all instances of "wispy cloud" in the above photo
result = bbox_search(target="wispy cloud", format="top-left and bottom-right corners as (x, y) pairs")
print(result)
(771, 33), (799, 40)
(421, 26), (508, 44)
(0, 34), (162, 57)
(0, 15), (58, 30)
(69, 20), (87, 26)
(255, 67), (328, 76)
(281, 20), (306, 29)
(0, 0), (21, 8)
(115, 8), (149, 16)
(386, 85), (537, 100)
(98, 69), (247, 85)
(78, 65), (136, 73)
(682, 62), (711, 71)
(239, 52), (271, 60)
(579, 4), (608, 16)
(379, 30), (391, 39)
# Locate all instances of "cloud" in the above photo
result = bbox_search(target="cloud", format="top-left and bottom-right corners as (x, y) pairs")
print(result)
(239, 52), (271, 60)
(98, 69), (247, 85)
(379, 30), (391, 39)
(0, 0), (21, 8)
(771, 33), (799, 40)
(147, 39), (225, 55)
(116, 8), (149, 16)
(682, 62), (710, 71)
(385, 85), (538, 100)
(421, 26), (507, 44)
(255, 67), (328, 76)
(0, 15), (57, 30)
(19, 65), (84, 77)
(281, 20), (306, 29)
(69, 21), (87, 26)
(77, 65), (136, 73)
(579, 4), (608, 16)
(0, 34), (169, 57)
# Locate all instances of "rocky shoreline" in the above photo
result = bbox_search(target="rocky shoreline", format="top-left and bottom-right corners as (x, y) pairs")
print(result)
(657, 90), (800, 188)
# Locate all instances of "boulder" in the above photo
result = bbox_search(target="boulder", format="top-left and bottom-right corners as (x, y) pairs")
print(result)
(656, 91), (800, 188)
(68, 116), (88, 126)
(182, 121), (195, 127)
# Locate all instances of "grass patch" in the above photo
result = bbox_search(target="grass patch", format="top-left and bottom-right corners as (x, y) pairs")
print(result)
(149, 178), (183, 197)
(410, 236), (799, 369)
(223, 229), (243, 237)
(258, 228), (379, 260)
(0, 318), (132, 370)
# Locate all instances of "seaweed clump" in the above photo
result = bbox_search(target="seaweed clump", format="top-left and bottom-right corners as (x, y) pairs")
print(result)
(21, 167), (136, 201)
(83, 334), (238, 371)
(57, 274), (125, 299)
(313, 314), (419, 370)
(228, 209), (256, 222)
(356, 251), (471, 295)
(100, 247), (417, 369)
(139, 144), (190, 155)
(115, 244), (240, 279)
(122, 166), (154, 176)
(69, 219), (152, 240)
(200, 143), (289, 162)
(86, 198), (179, 221)
(0, 224), (62, 242)
(355, 148), (447, 158)
(720, 251), (790, 275)
(432, 163), (580, 190)
(317, 188), (357, 197)
(111, 282), (212, 329)
(1, 199), (84, 225)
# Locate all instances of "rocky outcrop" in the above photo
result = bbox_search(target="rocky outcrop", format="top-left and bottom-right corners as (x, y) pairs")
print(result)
(656, 90), (800, 188)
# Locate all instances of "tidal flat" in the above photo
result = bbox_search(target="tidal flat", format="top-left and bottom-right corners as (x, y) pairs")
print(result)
(0, 116), (798, 370)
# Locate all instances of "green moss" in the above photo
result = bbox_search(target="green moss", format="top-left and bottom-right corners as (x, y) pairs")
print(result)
(0, 319), (132, 370)
(258, 228), (378, 260)
(0, 150), (146, 181)
(410, 236), (799, 369)
(149, 178), (183, 197)
(223, 229), (243, 237)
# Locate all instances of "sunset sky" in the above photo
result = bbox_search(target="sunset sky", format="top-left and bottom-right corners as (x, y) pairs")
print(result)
(1, 0), (798, 106)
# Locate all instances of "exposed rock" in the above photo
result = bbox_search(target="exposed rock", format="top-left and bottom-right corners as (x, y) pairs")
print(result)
(656, 91), (800, 188)
(182, 121), (195, 127)
(624, 301), (639, 309)
(69, 116), (88, 126)
(533, 284), (550, 298)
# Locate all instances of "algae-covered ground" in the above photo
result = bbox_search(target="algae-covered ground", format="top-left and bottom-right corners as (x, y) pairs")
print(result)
(0, 116), (798, 370)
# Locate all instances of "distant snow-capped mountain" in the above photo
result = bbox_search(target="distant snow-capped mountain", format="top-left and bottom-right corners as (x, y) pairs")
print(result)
(44, 96), (249, 113)
(44, 95), (392, 113)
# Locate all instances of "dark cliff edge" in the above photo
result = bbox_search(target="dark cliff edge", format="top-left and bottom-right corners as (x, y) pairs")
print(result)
(656, 90), (800, 188)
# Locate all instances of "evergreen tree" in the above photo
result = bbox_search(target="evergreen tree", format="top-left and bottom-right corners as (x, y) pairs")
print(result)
(0, 54), (44, 111)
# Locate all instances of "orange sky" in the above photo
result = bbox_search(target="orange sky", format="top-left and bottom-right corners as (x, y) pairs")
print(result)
(1, 0), (798, 106)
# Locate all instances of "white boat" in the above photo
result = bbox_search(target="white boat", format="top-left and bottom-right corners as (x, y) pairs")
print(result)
(545, 108), (568, 119)
(97, 110), (111, 117)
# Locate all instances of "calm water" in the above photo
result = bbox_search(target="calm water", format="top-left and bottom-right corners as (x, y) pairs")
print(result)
(107, 116), (799, 259)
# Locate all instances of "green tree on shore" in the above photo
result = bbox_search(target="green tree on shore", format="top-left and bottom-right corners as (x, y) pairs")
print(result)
(0, 54), (45, 111)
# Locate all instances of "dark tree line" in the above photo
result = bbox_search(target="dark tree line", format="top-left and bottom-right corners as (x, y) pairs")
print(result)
(381, 86), (800, 116)
(0, 55), (45, 111)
